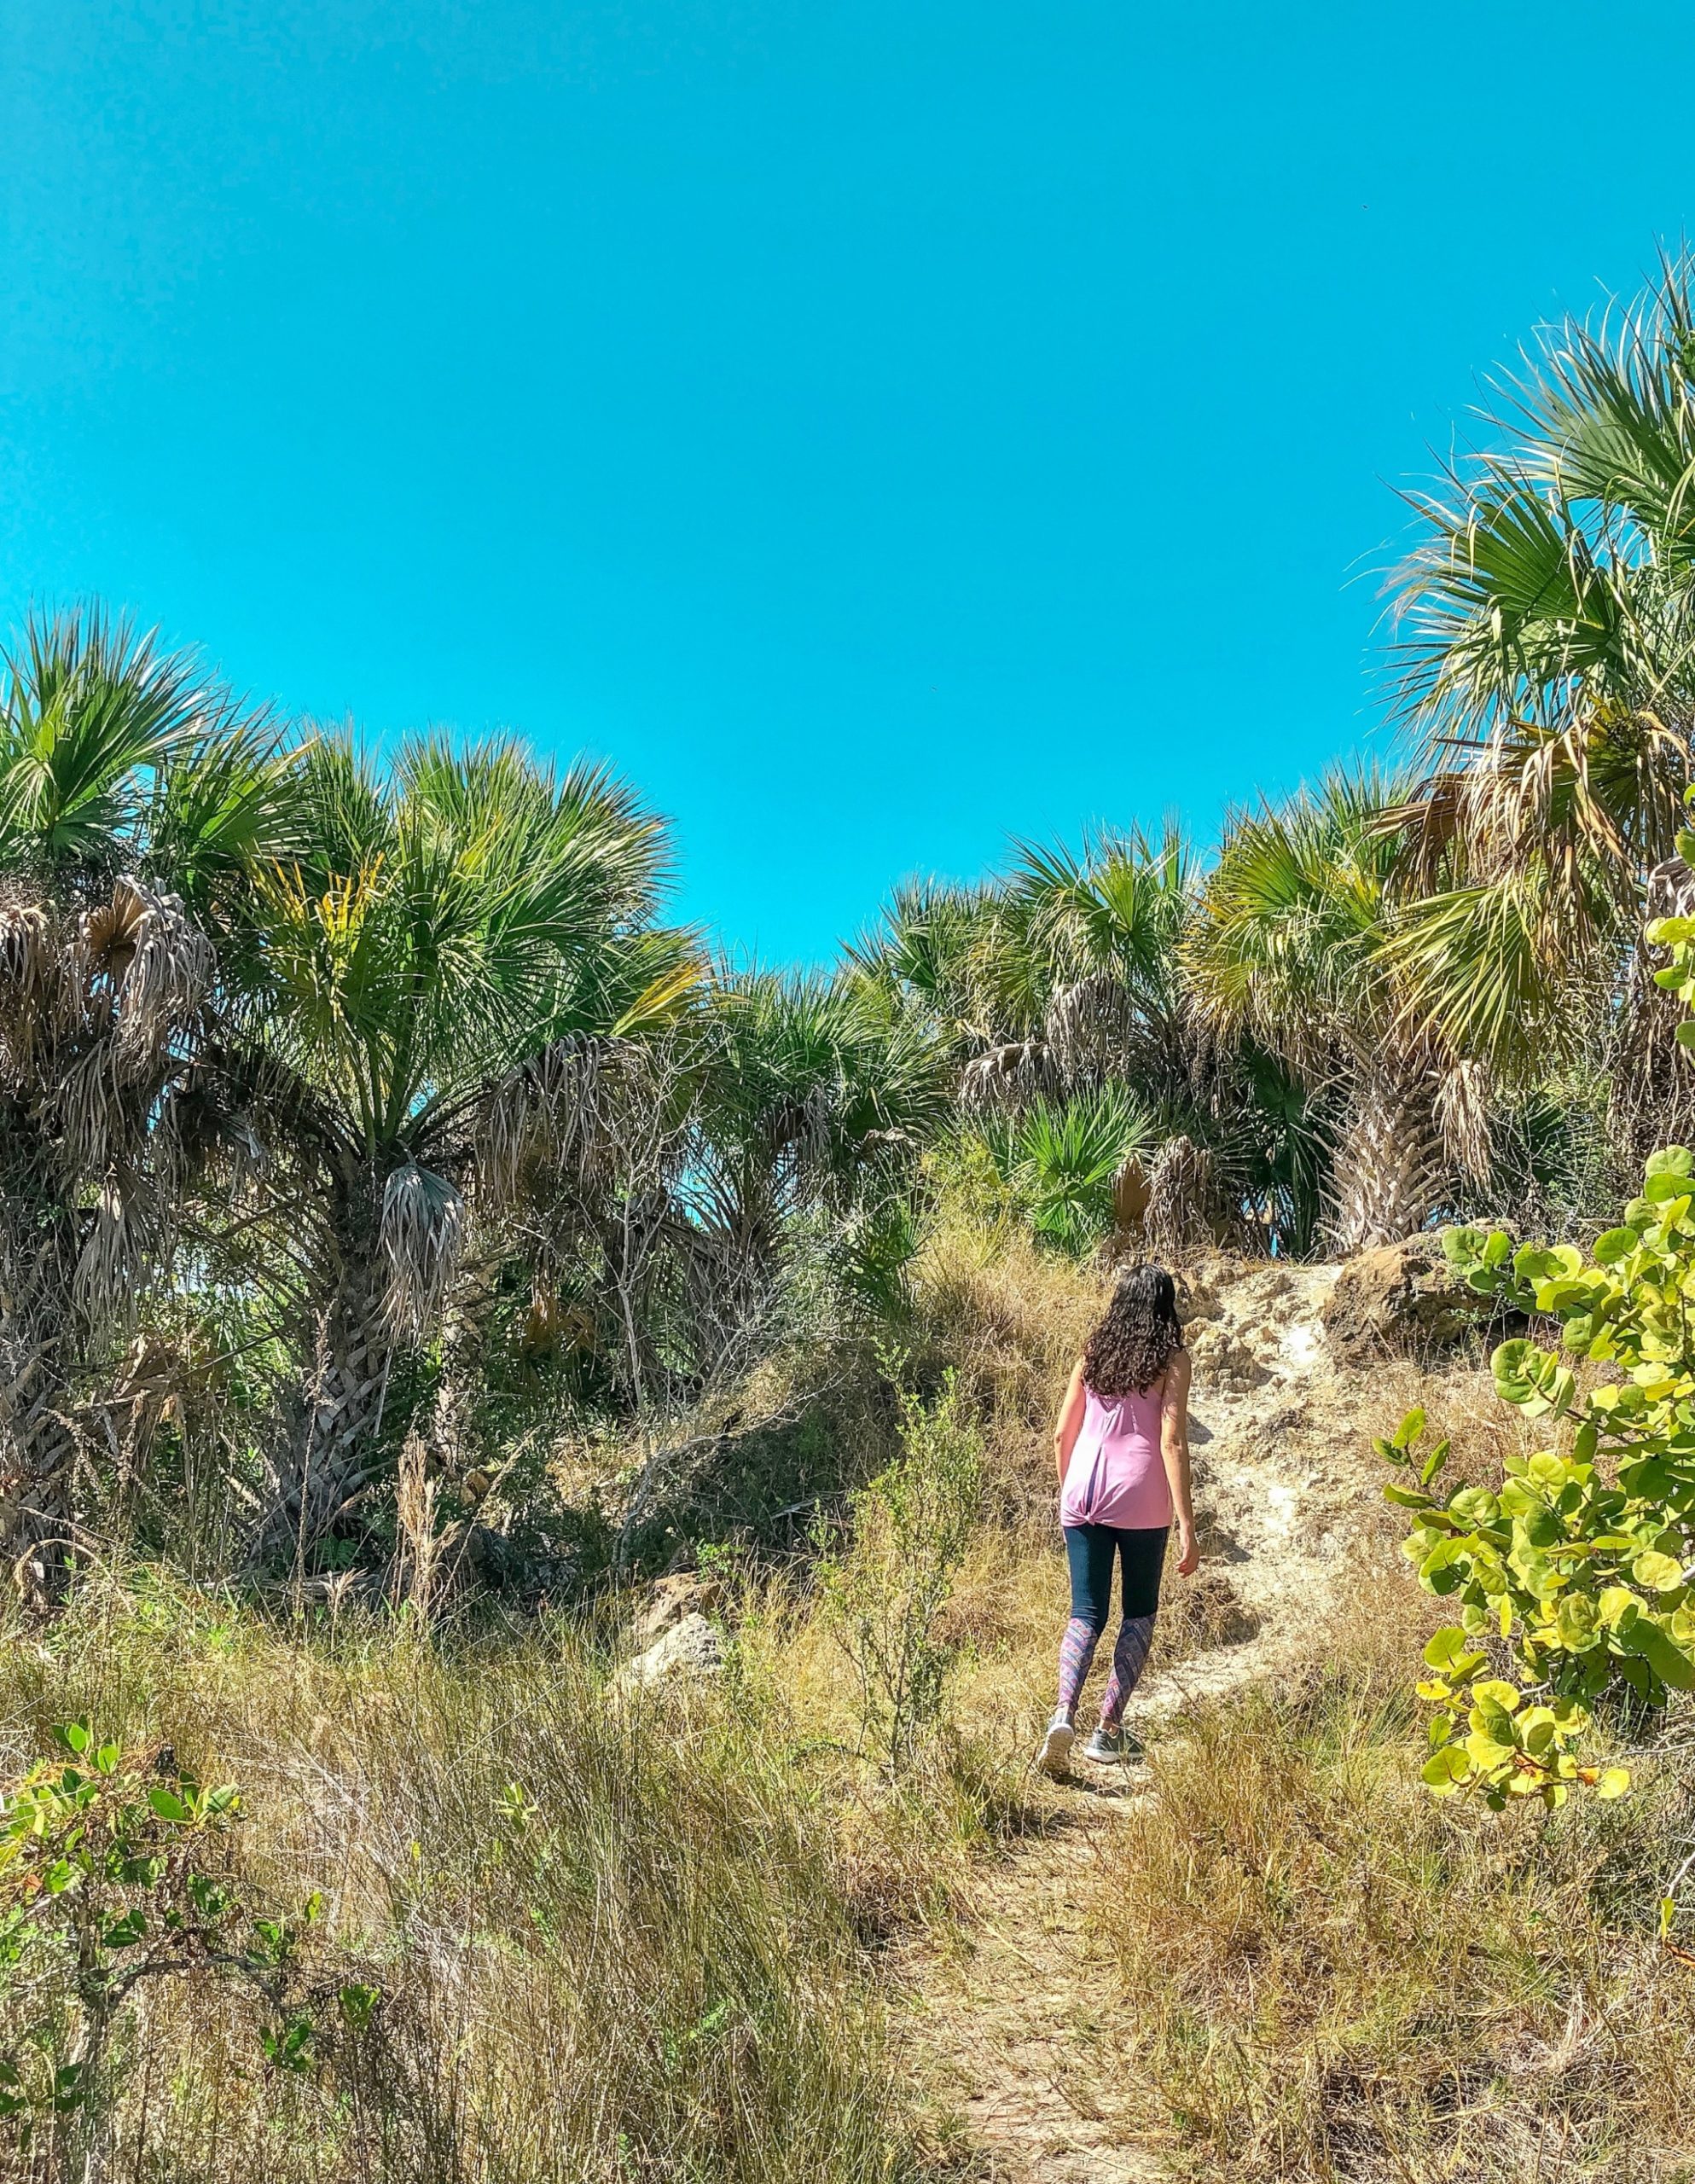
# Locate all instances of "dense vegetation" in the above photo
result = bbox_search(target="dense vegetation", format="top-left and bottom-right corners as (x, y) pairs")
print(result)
(4, 258), (1695, 2178)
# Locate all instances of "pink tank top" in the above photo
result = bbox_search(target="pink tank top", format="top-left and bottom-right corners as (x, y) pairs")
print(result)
(1059, 1378), (1172, 1530)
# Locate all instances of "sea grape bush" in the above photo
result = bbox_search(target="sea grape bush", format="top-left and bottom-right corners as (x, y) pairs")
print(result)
(0, 1726), (247, 2150)
(1379, 1170), (1695, 1809)
(0, 1725), (370, 2158)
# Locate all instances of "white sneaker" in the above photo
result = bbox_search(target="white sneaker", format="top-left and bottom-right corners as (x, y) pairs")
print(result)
(1036, 1712), (1075, 1776)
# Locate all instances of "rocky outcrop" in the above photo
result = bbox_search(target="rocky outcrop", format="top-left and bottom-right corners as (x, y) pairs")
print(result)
(612, 1609), (727, 1695)
(1321, 1232), (1516, 1362)
(629, 1569), (727, 1647)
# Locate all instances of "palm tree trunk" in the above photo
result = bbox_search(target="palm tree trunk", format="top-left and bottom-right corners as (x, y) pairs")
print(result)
(1325, 1057), (1443, 1256)
(258, 1230), (397, 1569)
(0, 1220), (84, 1600)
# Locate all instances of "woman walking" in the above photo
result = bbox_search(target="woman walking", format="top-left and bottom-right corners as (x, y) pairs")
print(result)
(1038, 1263), (1199, 1774)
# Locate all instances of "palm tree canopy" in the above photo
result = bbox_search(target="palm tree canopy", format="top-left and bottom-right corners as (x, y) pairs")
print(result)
(1009, 822), (1194, 1010)
(1186, 770), (1408, 1069)
(703, 966), (949, 1190)
(252, 732), (685, 1154)
(849, 880), (1039, 1048)
(1394, 255), (1695, 898)
(0, 607), (292, 888)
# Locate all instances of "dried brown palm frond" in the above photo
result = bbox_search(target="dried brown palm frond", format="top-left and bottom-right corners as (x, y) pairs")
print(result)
(50, 1043), (131, 1192)
(1144, 1135), (1230, 1263)
(479, 1034), (614, 1202)
(1045, 972), (1138, 1084)
(958, 1038), (1057, 1114)
(1435, 1058), (1495, 1185)
(379, 1164), (467, 1339)
(102, 879), (213, 1068)
(0, 889), (76, 1072)
(71, 1177), (157, 1338)
(78, 884), (146, 988)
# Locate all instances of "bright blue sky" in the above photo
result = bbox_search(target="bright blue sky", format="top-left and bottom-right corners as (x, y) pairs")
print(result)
(3, 3), (1692, 961)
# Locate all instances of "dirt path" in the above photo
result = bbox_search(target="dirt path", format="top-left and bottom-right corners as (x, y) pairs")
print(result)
(899, 1260), (1367, 2181)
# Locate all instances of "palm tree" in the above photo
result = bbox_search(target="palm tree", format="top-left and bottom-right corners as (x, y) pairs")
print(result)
(0, 608), (291, 1588)
(232, 729), (688, 1558)
(682, 967), (950, 1337)
(854, 828), (1200, 1114)
(1395, 253), (1695, 879)
(1392, 253), (1695, 1152)
(1187, 769), (1474, 1254)
(1007, 822), (1195, 1089)
(848, 880), (1046, 1089)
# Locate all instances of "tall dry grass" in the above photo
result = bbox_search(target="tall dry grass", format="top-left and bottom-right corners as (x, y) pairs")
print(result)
(0, 1575), (927, 2183)
(1097, 1578), (1695, 2183)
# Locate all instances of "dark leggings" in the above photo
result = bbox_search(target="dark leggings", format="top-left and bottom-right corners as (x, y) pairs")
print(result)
(1055, 1523), (1169, 1727)
(1064, 1522), (1169, 1627)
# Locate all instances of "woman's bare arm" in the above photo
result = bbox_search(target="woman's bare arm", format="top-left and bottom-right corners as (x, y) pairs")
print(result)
(1159, 1349), (1199, 1576)
(1053, 1359), (1087, 1496)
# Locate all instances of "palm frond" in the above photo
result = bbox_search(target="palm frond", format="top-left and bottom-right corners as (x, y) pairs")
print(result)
(0, 607), (220, 868)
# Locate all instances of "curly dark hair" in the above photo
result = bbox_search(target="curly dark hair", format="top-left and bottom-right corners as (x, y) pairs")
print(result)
(1082, 1263), (1184, 1397)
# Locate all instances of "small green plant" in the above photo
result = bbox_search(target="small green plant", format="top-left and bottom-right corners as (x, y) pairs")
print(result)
(0, 1726), (251, 2155)
(1381, 1184), (1695, 1809)
(818, 1366), (984, 1773)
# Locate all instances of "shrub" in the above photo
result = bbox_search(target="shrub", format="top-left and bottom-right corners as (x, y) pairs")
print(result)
(1380, 1176), (1695, 1809)
(0, 1727), (257, 2164)
(818, 1367), (985, 1773)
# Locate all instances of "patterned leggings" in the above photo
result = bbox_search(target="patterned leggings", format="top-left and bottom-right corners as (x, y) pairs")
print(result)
(1056, 1524), (1167, 1727)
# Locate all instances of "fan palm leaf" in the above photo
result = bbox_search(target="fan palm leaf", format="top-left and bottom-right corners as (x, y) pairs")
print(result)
(0, 608), (219, 867)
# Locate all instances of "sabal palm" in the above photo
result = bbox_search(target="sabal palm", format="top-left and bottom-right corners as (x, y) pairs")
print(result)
(676, 967), (949, 1351)
(979, 1084), (1158, 1257)
(0, 609), (291, 1583)
(1187, 770), (1464, 1253)
(858, 828), (1199, 1114)
(695, 966), (949, 1231)
(1007, 822), (1196, 1092)
(241, 730), (686, 1552)
(1395, 253), (1695, 924)
(849, 881), (1039, 1047)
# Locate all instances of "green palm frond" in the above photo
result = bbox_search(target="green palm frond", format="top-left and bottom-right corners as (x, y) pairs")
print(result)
(1379, 873), (1576, 1074)
(0, 607), (229, 868)
(1391, 252), (1695, 910)
(244, 730), (676, 1155)
(1009, 821), (1195, 1016)
(848, 879), (1038, 1045)
(1513, 248), (1695, 557)
(148, 713), (305, 931)
(705, 966), (949, 1180)
(978, 1085), (1158, 1255)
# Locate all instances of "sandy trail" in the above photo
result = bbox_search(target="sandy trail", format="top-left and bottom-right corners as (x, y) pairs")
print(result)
(898, 1260), (1373, 2181)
